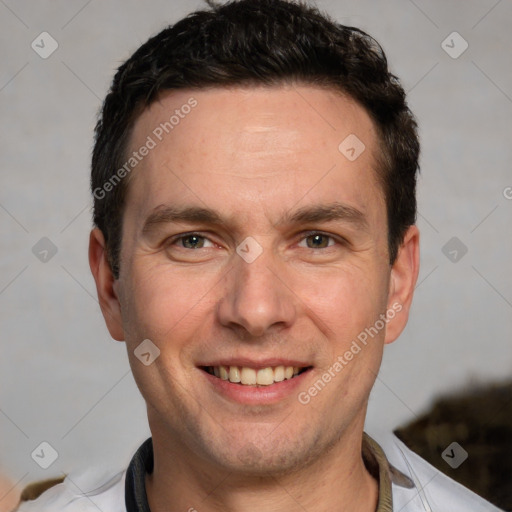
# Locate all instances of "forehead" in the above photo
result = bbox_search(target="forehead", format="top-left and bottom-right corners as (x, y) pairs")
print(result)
(124, 85), (384, 227)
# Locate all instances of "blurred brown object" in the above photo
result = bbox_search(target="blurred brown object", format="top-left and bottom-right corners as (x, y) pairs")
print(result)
(6, 476), (65, 512)
(0, 473), (20, 512)
(395, 380), (512, 511)
(18, 476), (65, 503)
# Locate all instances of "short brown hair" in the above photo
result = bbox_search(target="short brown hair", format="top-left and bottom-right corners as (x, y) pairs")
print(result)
(91, 0), (419, 278)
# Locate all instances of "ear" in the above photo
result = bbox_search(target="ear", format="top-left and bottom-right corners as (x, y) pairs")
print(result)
(384, 225), (420, 345)
(88, 228), (125, 341)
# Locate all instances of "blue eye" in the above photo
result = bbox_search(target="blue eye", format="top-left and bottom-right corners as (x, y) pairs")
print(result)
(173, 234), (214, 249)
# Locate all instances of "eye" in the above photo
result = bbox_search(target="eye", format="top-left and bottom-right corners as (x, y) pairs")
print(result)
(171, 233), (215, 249)
(298, 232), (337, 249)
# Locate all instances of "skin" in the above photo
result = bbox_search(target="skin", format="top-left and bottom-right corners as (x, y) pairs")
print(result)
(0, 473), (19, 512)
(89, 85), (419, 512)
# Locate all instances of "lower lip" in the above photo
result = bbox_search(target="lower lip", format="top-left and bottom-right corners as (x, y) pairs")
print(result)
(201, 368), (312, 405)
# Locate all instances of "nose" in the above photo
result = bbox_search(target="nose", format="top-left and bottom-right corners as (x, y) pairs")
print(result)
(216, 246), (297, 338)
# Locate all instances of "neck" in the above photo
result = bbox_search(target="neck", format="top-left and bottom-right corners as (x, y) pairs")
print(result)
(145, 425), (378, 512)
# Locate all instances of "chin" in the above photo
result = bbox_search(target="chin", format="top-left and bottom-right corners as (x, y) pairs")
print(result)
(199, 427), (328, 477)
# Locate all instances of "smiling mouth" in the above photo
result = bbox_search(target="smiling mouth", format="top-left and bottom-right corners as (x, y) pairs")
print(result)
(201, 365), (311, 386)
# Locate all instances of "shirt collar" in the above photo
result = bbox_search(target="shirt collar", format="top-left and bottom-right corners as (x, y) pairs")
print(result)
(125, 437), (153, 512)
(362, 433), (415, 511)
(125, 434), (414, 512)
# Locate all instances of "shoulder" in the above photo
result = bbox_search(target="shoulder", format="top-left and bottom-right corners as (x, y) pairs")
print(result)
(370, 430), (504, 511)
(15, 468), (126, 512)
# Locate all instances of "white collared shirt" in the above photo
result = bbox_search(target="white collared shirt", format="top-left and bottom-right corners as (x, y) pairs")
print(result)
(16, 432), (503, 511)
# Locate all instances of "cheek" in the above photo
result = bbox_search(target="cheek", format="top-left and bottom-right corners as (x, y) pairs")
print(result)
(120, 266), (209, 403)
(121, 264), (210, 343)
(298, 263), (388, 337)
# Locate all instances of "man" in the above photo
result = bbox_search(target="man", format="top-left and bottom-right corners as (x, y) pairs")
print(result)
(16, 0), (502, 510)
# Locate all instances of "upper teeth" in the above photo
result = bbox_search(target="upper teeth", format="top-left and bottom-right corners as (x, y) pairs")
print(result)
(211, 365), (300, 386)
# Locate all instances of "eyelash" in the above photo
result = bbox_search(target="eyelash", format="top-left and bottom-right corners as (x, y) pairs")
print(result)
(167, 231), (344, 250)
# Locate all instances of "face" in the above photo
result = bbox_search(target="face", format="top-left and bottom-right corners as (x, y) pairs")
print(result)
(90, 85), (419, 475)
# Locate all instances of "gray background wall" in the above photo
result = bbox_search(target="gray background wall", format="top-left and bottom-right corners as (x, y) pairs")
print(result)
(1, 0), (511, 497)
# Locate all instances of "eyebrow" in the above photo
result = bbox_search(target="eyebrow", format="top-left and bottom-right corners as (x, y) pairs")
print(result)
(283, 203), (368, 230)
(141, 202), (368, 235)
(142, 206), (224, 235)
